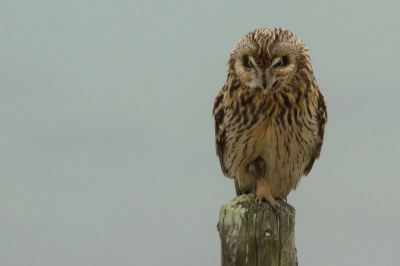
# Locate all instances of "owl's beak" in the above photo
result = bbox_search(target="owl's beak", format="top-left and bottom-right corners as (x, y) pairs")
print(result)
(262, 75), (267, 89)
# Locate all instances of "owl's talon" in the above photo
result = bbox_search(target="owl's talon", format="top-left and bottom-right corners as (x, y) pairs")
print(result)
(276, 197), (288, 204)
(246, 157), (266, 180)
(247, 164), (260, 180)
(269, 201), (280, 214)
(255, 197), (263, 205)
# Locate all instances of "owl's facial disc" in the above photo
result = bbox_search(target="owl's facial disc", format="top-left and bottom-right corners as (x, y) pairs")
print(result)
(236, 53), (295, 94)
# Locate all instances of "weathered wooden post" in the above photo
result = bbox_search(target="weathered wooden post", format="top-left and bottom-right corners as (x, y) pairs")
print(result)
(217, 194), (298, 266)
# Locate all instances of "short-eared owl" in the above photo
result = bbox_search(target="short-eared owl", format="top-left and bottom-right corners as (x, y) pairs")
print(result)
(213, 28), (327, 208)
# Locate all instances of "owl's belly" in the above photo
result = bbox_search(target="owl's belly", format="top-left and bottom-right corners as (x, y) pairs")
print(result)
(227, 117), (317, 198)
(260, 119), (316, 198)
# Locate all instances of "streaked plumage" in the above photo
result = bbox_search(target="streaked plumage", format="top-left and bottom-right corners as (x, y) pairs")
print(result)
(213, 28), (327, 207)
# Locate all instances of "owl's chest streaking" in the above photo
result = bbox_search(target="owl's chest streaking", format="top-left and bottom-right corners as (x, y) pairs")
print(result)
(222, 91), (320, 198)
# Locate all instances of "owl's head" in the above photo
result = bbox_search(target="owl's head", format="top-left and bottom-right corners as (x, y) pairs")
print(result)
(229, 28), (310, 94)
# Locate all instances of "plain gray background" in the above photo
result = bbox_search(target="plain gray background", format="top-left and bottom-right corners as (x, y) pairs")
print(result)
(1, 0), (400, 265)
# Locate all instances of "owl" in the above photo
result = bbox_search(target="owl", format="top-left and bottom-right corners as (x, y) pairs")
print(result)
(213, 28), (327, 208)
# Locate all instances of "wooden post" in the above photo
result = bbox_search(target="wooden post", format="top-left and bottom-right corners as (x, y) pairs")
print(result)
(217, 194), (298, 266)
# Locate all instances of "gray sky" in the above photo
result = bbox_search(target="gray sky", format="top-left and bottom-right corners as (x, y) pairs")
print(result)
(1, 0), (400, 265)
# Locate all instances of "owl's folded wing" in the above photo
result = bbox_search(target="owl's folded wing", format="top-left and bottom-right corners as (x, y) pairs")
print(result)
(213, 86), (229, 177)
(304, 89), (327, 175)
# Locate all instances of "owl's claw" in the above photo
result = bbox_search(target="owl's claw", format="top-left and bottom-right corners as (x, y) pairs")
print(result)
(255, 197), (263, 205)
(259, 163), (266, 179)
(247, 164), (260, 180)
(277, 197), (288, 204)
(246, 157), (266, 180)
(255, 197), (280, 213)
(270, 201), (280, 213)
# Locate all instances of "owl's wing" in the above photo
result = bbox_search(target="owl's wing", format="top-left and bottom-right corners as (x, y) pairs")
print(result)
(213, 86), (229, 176)
(304, 89), (327, 175)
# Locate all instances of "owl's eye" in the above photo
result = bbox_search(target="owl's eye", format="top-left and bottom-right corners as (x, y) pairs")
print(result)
(275, 56), (289, 67)
(243, 56), (254, 68)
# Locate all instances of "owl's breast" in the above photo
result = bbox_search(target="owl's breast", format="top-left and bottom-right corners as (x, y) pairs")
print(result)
(260, 103), (320, 197)
(222, 110), (268, 179)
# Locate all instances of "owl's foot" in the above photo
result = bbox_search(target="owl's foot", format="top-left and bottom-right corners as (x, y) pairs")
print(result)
(246, 157), (266, 180)
(255, 196), (280, 212)
(255, 176), (279, 212)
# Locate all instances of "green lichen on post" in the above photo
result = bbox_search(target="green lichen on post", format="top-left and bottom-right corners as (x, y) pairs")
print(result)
(218, 194), (255, 228)
(217, 194), (297, 266)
